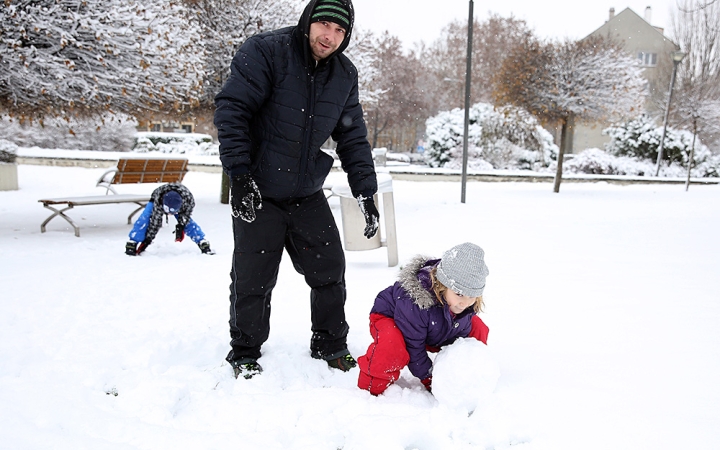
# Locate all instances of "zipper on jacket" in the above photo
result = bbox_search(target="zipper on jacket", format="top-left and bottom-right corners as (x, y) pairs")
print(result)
(294, 72), (316, 197)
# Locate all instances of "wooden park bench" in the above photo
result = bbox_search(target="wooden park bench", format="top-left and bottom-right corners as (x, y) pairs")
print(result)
(39, 158), (189, 237)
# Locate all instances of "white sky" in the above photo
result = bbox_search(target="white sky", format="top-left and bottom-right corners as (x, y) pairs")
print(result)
(355, 0), (679, 48)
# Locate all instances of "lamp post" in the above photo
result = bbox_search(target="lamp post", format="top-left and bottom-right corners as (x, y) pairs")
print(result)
(460, 0), (473, 203)
(654, 50), (686, 176)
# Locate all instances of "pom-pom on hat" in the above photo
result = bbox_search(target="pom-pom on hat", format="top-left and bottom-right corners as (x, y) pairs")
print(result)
(162, 191), (182, 214)
(436, 242), (489, 298)
(310, 0), (351, 29)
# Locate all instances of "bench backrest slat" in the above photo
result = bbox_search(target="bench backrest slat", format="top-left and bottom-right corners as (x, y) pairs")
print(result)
(112, 159), (188, 184)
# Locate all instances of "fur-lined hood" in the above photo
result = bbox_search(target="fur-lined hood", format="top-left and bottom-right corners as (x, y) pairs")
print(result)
(397, 255), (440, 310)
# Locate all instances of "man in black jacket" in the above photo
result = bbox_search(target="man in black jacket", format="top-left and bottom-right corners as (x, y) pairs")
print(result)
(214, 0), (379, 380)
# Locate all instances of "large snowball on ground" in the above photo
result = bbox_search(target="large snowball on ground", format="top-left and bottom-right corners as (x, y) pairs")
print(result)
(432, 338), (500, 413)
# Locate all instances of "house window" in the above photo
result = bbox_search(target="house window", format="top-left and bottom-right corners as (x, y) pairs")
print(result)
(638, 52), (658, 67)
(150, 123), (162, 132)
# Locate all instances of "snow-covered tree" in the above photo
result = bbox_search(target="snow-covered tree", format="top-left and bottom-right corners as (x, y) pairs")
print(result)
(424, 102), (557, 170)
(423, 14), (534, 113)
(493, 36), (646, 192)
(0, 113), (138, 152)
(0, 1), (205, 119)
(668, 0), (720, 151)
(344, 27), (383, 109)
(349, 30), (426, 150)
(181, 0), (301, 113)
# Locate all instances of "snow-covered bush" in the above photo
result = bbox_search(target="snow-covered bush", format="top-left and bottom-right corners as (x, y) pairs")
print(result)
(132, 132), (218, 155)
(562, 147), (720, 178)
(0, 114), (138, 152)
(698, 153), (720, 178)
(425, 102), (558, 170)
(602, 115), (720, 177)
(0, 139), (18, 163)
(562, 148), (659, 176)
(604, 115), (697, 166)
(386, 151), (427, 165)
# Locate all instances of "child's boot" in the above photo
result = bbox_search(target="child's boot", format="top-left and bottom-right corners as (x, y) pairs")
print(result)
(198, 240), (215, 255)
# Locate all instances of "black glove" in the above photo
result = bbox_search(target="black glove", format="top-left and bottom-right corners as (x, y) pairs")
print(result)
(175, 223), (185, 242)
(230, 174), (262, 223)
(357, 195), (379, 239)
(125, 241), (138, 256)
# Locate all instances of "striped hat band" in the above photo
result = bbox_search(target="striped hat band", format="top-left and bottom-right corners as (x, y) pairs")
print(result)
(311, 0), (350, 29)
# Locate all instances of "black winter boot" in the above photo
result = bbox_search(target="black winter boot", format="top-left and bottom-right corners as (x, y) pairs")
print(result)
(311, 350), (357, 372)
(198, 240), (215, 255)
(125, 241), (138, 256)
(230, 359), (263, 379)
(327, 354), (357, 372)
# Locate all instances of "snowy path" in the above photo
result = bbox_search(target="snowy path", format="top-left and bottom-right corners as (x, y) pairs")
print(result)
(1, 164), (719, 449)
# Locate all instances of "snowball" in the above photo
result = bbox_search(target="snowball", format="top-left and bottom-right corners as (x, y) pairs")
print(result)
(432, 338), (500, 414)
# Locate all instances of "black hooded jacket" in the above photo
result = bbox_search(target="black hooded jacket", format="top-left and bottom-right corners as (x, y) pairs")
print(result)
(214, 0), (377, 200)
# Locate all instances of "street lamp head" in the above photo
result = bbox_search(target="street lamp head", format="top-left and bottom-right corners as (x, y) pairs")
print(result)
(671, 51), (686, 63)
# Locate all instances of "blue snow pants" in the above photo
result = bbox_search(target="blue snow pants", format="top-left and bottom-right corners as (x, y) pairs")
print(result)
(128, 202), (206, 244)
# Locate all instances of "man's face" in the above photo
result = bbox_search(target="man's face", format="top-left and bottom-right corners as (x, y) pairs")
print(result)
(308, 21), (346, 61)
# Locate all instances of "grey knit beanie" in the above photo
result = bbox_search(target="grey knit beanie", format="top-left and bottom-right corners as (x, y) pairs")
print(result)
(436, 242), (489, 297)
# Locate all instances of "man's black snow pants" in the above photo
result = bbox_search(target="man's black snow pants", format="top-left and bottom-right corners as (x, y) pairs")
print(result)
(226, 190), (349, 364)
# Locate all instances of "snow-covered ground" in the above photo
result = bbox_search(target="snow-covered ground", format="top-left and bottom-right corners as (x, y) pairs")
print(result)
(1, 162), (719, 449)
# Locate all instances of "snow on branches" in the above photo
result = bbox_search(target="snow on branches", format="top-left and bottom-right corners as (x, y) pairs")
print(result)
(493, 36), (646, 125)
(0, 0), (205, 118)
(424, 102), (557, 170)
(184, 0), (301, 109)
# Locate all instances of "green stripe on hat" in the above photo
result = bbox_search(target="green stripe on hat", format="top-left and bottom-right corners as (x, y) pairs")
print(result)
(315, 4), (348, 14)
(311, 11), (350, 27)
(311, 0), (350, 28)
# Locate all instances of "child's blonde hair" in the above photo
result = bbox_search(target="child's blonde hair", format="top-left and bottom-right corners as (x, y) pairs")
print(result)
(430, 266), (484, 313)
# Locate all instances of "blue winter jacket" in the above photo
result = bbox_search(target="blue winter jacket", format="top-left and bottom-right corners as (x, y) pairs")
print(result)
(214, 0), (377, 200)
(128, 183), (205, 245)
(370, 256), (476, 380)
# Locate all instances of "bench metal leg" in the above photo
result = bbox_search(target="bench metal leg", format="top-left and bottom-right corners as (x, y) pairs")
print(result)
(381, 192), (399, 267)
(127, 202), (147, 224)
(41, 203), (81, 237)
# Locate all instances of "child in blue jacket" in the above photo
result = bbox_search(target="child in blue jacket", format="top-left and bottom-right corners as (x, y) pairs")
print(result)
(357, 242), (490, 395)
(125, 183), (213, 255)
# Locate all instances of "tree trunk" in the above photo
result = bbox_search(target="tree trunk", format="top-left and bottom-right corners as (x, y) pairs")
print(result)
(371, 111), (379, 149)
(685, 118), (698, 192)
(221, 171), (230, 204)
(553, 113), (574, 193)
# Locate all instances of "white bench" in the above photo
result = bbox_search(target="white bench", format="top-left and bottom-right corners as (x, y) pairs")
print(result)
(38, 195), (149, 237)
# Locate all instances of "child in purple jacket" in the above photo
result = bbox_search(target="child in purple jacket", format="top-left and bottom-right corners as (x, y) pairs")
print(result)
(357, 242), (490, 395)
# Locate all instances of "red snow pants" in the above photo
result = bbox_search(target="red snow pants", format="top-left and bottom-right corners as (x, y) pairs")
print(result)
(357, 313), (489, 395)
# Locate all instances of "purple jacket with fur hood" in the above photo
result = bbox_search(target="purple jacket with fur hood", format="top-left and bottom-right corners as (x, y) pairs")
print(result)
(370, 255), (476, 380)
